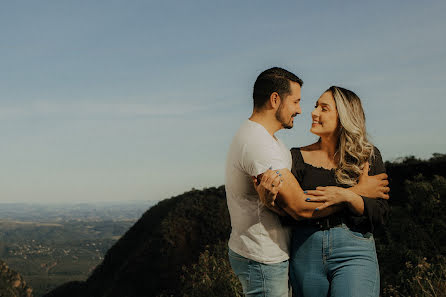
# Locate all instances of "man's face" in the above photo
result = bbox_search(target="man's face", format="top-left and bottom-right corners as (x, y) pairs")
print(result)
(275, 81), (302, 129)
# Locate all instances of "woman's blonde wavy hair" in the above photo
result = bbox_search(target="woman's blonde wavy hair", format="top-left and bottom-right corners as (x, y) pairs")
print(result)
(328, 86), (374, 186)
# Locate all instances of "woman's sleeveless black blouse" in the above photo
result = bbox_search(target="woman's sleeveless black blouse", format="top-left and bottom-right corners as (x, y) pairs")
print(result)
(290, 146), (389, 233)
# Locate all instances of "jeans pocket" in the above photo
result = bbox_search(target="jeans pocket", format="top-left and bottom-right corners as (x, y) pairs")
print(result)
(341, 225), (374, 242)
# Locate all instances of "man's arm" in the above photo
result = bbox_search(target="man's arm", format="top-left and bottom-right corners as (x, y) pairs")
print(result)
(255, 169), (344, 220)
(255, 164), (390, 219)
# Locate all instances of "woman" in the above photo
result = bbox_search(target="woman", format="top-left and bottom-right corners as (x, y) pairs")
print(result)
(256, 86), (389, 297)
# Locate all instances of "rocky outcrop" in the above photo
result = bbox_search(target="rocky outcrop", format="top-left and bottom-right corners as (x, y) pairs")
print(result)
(0, 260), (33, 297)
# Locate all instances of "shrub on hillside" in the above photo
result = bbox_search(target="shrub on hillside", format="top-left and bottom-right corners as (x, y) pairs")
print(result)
(179, 242), (243, 297)
(383, 256), (446, 297)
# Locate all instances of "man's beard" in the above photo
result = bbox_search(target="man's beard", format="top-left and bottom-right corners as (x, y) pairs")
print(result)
(275, 104), (294, 129)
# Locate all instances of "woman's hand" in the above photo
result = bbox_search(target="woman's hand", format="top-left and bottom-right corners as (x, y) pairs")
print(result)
(304, 186), (360, 212)
(252, 169), (286, 215)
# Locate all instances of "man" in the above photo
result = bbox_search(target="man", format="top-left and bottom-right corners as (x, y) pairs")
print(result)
(225, 67), (303, 297)
(225, 67), (389, 297)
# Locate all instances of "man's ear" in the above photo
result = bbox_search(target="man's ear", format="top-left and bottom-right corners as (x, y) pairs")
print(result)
(269, 92), (281, 109)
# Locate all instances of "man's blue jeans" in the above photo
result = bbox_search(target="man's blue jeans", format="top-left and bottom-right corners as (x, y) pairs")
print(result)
(290, 224), (380, 297)
(228, 248), (289, 297)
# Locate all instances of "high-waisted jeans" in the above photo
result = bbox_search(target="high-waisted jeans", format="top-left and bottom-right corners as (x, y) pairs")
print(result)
(290, 224), (379, 297)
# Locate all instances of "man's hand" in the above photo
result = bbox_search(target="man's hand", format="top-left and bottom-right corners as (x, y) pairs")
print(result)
(354, 162), (390, 199)
(252, 170), (287, 216)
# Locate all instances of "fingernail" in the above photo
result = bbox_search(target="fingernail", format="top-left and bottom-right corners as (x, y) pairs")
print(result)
(276, 171), (279, 174)
(305, 198), (311, 201)
(279, 174), (282, 176)
(315, 208), (319, 211)
(303, 191), (307, 194)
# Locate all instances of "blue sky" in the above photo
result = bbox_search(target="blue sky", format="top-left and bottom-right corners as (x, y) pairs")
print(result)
(1, 0), (445, 203)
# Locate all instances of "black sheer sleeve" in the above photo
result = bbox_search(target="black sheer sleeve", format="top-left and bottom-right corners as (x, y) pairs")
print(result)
(360, 147), (390, 232)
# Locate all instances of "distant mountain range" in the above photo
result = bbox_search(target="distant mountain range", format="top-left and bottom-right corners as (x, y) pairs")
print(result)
(0, 201), (157, 222)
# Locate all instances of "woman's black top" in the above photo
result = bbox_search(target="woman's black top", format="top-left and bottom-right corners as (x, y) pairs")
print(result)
(289, 146), (389, 233)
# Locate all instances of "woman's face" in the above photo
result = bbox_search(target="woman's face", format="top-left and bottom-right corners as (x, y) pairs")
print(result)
(310, 91), (339, 137)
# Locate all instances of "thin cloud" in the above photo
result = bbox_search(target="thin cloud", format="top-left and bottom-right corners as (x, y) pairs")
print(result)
(0, 102), (209, 119)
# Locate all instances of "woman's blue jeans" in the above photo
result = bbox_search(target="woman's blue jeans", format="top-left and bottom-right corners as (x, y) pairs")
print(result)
(228, 248), (290, 297)
(290, 224), (380, 297)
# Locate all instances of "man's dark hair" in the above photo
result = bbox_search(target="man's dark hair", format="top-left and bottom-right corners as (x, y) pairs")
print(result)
(253, 67), (303, 109)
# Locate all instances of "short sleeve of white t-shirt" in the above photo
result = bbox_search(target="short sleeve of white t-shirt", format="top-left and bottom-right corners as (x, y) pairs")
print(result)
(241, 140), (291, 177)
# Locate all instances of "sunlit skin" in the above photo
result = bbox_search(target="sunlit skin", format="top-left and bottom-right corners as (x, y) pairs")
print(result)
(311, 92), (340, 142)
(249, 81), (302, 136)
(302, 91), (341, 169)
(275, 82), (302, 129)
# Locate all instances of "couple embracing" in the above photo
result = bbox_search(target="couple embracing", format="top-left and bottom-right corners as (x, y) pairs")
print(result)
(225, 67), (390, 297)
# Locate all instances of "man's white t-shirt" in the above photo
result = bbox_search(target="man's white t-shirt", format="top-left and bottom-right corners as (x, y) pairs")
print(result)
(225, 119), (292, 264)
